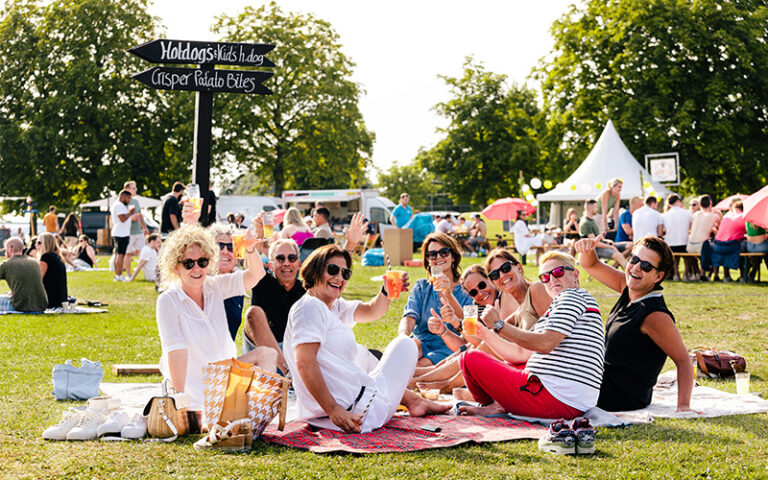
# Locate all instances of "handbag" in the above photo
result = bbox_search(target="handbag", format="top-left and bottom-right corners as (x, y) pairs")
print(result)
(694, 349), (746, 378)
(199, 358), (288, 450)
(143, 382), (190, 442)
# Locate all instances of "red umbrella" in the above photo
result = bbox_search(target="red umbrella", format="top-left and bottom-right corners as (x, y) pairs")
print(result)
(270, 208), (286, 224)
(713, 194), (748, 211)
(481, 197), (536, 221)
(744, 185), (768, 229)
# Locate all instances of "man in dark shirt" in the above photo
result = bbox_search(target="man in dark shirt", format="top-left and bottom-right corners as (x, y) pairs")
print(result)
(160, 182), (185, 233)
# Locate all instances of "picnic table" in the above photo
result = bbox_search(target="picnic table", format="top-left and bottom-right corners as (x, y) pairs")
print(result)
(672, 251), (766, 283)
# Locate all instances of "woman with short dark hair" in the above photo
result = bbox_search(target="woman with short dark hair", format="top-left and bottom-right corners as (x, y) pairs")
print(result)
(284, 244), (449, 433)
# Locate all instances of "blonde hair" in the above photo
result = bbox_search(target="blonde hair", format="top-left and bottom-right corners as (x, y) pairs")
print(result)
(539, 251), (577, 269)
(38, 232), (62, 259)
(609, 178), (623, 188)
(158, 224), (219, 288)
(284, 207), (306, 227)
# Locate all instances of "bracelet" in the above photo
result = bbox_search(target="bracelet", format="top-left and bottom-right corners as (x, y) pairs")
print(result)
(380, 285), (388, 297)
(439, 326), (448, 336)
(245, 247), (256, 254)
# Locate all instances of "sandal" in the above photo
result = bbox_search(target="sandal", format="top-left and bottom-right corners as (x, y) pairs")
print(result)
(193, 418), (252, 452)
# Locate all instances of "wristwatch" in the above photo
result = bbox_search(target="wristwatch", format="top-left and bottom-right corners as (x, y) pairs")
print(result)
(493, 320), (505, 333)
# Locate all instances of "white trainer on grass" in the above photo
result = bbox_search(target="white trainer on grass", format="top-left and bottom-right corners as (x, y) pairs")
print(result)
(42, 408), (86, 441)
(96, 410), (131, 438)
(120, 413), (147, 439)
(66, 408), (108, 441)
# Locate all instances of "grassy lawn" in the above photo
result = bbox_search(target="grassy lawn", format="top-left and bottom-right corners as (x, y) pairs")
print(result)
(1, 254), (767, 479)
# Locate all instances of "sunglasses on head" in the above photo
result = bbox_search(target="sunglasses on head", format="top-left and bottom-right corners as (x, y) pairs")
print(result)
(467, 281), (487, 298)
(275, 254), (299, 263)
(218, 242), (234, 252)
(538, 265), (574, 283)
(425, 247), (451, 260)
(326, 263), (352, 280)
(179, 257), (210, 270)
(629, 255), (658, 272)
(488, 261), (513, 281)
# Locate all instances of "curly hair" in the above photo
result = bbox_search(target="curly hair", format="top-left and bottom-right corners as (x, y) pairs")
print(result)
(158, 224), (219, 288)
(208, 222), (234, 240)
(421, 233), (462, 282)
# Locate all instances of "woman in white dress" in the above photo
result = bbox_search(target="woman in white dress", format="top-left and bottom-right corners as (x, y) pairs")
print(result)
(512, 210), (541, 265)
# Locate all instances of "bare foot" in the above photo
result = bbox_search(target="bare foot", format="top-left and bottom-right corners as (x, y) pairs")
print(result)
(402, 391), (451, 417)
(458, 401), (505, 416)
(452, 387), (474, 402)
(416, 380), (452, 394)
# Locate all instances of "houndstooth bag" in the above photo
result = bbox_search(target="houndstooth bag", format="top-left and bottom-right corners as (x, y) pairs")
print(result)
(202, 358), (288, 440)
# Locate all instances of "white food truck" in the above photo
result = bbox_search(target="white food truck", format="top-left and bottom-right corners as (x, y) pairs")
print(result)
(281, 189), (397, 232)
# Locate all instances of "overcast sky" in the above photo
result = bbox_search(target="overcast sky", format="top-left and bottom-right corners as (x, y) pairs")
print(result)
(148, 0), (578, 175)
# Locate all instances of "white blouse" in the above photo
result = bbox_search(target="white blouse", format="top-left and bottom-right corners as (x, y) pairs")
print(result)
(156, 270), (245, 409)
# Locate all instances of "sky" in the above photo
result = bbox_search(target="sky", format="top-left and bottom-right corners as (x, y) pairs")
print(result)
(148, 0), (578, 175)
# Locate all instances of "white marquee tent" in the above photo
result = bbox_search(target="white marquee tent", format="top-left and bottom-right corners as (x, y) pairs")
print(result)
(536, 120), (672, 223)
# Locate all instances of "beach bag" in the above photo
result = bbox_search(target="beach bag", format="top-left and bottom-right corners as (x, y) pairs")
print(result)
(362, 248), (385, 266)
(144, 393), (190, 441)
(695, 349), (746, 378)
(201, 358), (288, 449)
(51, 358), (104, 401)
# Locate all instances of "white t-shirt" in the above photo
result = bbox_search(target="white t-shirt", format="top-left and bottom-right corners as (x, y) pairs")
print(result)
(155, 270), (246, 409)
(111, 202), (131, 238)
(436, 219), (453, 234)
(662, 206), (693, 246)
(283, 294), (365, 426)
(631, 205), (663, 241)
(139, 246), (158, 281)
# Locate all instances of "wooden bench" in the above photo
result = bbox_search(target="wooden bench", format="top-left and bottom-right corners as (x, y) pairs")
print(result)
(672, 252), (766, 282)
(112, 364), (161, 376)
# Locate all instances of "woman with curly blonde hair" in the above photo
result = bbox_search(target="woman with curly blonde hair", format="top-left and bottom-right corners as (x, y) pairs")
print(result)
(155, 223), (277, 413)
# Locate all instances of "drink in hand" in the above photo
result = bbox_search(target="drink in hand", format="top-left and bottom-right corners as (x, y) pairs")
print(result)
(263, 213), (274, 238)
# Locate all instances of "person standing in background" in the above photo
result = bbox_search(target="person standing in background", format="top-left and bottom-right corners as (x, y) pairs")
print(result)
(43, 206), (58, 233)
(661, 194), (692, 281)
(390, 193), (413, 228)
(160, 182), (185, 234)
(123, 181), (149, 278)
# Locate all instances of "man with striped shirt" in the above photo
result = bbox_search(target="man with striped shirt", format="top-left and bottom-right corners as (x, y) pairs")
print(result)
(458, 251), (605, 419)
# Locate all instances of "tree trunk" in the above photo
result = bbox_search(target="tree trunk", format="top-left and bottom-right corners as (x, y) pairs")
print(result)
(273, 145), (284, 197)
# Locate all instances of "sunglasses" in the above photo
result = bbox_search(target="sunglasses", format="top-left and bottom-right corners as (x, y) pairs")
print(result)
(326, 263), (352, 280)
(218, 242), (234, 252)
(275, 254), (299, 263)
(467, 281), (487, 298)
(425, 247), (451, 260)
(488, 261), (513, 281)
(179, 257), (210, 270)
(538, 266), (574, 283)
(629, 255), (658, 272)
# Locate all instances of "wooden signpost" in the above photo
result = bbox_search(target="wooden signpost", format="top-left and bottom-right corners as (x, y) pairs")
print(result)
(128, 39), (275, 195)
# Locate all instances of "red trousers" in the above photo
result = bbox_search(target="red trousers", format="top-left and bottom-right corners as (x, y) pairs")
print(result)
(459, 350), (582, 419)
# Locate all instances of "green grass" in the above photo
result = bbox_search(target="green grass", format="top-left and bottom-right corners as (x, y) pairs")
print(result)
(1, 255), (767, 479)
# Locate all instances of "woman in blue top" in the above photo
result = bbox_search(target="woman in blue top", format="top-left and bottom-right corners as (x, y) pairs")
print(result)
(398, 233), (473, 366)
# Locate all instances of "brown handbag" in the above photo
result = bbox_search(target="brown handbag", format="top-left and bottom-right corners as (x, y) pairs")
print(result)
(695, 349), (746, 378)
(144, 395), (189, 442)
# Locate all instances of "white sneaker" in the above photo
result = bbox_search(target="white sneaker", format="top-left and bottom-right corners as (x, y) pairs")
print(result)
(113, 275), (122, 282)
(121, 413), (147, 439)
(42, 407), (85, 441)
(66, 408), (108, 441)
(96, 410), (131, 438)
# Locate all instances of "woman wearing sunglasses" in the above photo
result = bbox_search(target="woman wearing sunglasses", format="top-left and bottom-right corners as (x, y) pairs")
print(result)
(398, 233), (474, 366)
(155, 223), (277, 414)
(459, 251), (605, 419)
(283, 244), (449, 433)
(575, 234), (698, 413)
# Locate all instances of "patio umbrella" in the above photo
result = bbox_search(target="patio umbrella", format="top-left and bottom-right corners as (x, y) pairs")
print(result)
(481, 197), (536, 221)
(713, 194), (748, 211)
(743, 185), (768, 229)
(271, 208), (286, 224)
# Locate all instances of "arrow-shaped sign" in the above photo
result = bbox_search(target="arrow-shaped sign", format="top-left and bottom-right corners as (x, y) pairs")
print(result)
(132, 66), (273, 95)
(128, 39), (275, 67)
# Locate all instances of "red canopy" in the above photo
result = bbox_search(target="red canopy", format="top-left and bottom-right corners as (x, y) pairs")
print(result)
(271, 208), (286, 224)
(481, 198), (536, 221)
(744, 185), (768, 229)
(713, 194), (747, 211)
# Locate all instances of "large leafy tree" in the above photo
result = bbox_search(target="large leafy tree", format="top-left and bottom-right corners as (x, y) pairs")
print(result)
(376, 158), (443, 211)
(212, 2), (374, 196)
(535, 0), (768, 197)
(419, 58), (544, 209)
(0, 0), (193, 212)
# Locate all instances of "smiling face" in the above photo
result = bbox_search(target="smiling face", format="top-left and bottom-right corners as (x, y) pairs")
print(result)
(425, 240), (452, 271)
(215, 233), (234, 274)
(463, 272), (497, 306)
(539, 259), (579, 298)
(625, 245), (665, 292)
(488, 256), (524, 294)
(270, 243), (300, 287)
(176, 244), (209, 290)
(313, 254), (349, 304)
(611, 182), (623, 196)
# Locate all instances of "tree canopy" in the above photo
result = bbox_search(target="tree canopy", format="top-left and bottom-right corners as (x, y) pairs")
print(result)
(0, 0), (193, 212)
(418, 58), (544, 209)
(535, 0), (768, 198)
(211, 2), (374, 196)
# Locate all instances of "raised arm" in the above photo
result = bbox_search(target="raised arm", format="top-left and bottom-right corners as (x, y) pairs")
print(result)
(574, 235), (626, 293)
(353, 272), (410, 323)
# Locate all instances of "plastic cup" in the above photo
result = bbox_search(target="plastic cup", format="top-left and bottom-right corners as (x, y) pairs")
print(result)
(735, 372), (750, 395)
(263, 213), (274, 238)
(232, 232), (246, 259)
(186, 184), (201, 215)
(430, 266), (446, 291)
(420, 388), (440, 401)
(384, 271), (403, 299)
(690, 354), (698, 381)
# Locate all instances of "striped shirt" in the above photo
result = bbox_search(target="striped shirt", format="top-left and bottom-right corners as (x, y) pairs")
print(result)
(526, 288), (605, 411)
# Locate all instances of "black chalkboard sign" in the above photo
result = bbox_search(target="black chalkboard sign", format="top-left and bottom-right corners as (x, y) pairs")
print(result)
(129, 39), (275, 67)
(132, 66), (273, 95)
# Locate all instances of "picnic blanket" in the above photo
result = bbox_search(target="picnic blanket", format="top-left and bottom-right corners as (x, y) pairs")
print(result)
(260, 415), (546, 453)
(0, 306), (107, 315)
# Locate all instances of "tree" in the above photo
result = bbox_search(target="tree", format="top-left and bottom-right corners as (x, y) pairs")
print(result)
(211, 2), (374, 196)
(535, 0), (768, 198)
(376, 158), (440, 211)
(0, 0), (194, 212)
(419, 58), (544, 209)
